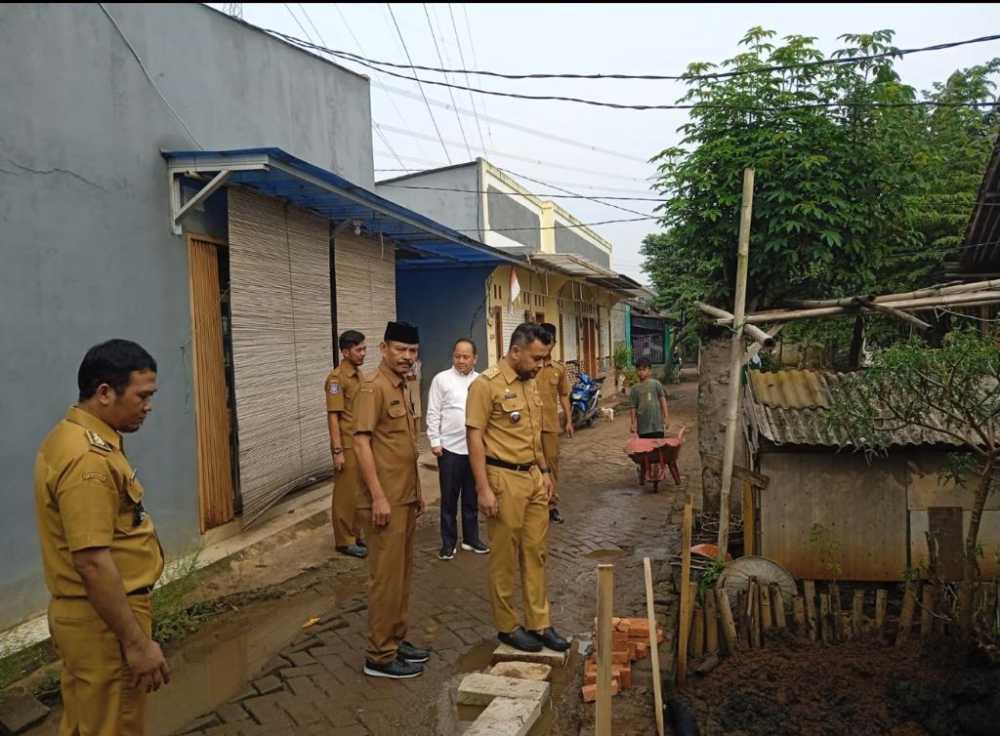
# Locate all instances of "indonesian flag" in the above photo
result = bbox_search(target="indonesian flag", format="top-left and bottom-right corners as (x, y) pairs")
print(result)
(509, 269), (521, 305)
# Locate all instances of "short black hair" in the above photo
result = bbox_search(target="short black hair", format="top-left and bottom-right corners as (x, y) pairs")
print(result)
(453, 338), (478, 355)
(540, 322), (557, 340)
(78, 339), (157, 401)
(635, 357), (652, 370)
(339, 330), (365, 351)
(509, 322), (553, 350)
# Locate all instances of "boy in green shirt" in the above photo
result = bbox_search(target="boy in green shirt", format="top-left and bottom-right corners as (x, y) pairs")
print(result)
(628, 358), (670, 438)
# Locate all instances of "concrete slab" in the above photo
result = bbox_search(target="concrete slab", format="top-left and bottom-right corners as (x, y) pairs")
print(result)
(492, 643), (568, 667)
(488, 662), (553, 682)
(464, 696), (543, 736)
(457, 673), (549, 706)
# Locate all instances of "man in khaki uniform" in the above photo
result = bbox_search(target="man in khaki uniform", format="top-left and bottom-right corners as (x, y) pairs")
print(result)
(467, 322), (570, 653)
(325, 329), (367, 559)
(537, 322), (574, 525)
(353, 321), (430, 679)
(34, 339), (170, 736)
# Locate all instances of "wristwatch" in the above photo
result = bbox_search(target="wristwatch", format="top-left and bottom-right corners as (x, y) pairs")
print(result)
(540, 467), (551, 475)
(333, 447), (344, 455)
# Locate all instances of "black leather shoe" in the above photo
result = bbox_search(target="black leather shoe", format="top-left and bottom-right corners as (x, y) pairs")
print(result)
(363, 658), (423, 679)
(398, 640), (431, 663)
(336, 544), (367, 559)
(498, 627), (543, 653)
(528, 627), (570, 652)
(356, 538), (367, 549)
(549, 508), (565, 524)
(461, 540), (490, 554)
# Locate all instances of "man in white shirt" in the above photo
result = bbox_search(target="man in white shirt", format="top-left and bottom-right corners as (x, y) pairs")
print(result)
(427, 338), (489, 560)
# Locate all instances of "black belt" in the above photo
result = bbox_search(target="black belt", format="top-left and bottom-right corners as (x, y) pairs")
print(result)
(486, 457), (535, 473)
(128, 585), (154, 596)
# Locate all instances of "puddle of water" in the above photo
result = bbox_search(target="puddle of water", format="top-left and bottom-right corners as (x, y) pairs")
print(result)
(585, 547), (626, 561)
(147, 590), (330, 736)
(456, 639), (498, 674)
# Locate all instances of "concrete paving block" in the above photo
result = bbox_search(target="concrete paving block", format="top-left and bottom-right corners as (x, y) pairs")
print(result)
(0, 694), (49, 734)
(492, 643), (568, 667)
(488, 662), (553, 681)
(457, 673), (549, 706)
(464, 696), (543, 736)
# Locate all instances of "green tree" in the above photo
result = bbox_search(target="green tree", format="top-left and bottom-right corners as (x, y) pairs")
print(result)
(827, 330), (1000, 640)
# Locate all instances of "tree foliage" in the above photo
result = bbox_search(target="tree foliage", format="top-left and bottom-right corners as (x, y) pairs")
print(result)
(643, 28), (1000, 324)
(827, 330), (1000, 638)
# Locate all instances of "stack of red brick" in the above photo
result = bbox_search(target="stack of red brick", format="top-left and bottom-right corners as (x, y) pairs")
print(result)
(581, 617), (665, 702)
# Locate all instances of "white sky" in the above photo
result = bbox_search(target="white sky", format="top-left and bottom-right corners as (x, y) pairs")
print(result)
(218, 3), (1000, 284)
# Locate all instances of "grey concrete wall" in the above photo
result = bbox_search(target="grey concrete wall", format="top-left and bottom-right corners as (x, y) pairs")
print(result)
(554, 224), (611, 268)
(486, 187), (540, 250)
(396, 266), (493, 425)
(0, 3), (373, 628)
(375, 165), (481, 235)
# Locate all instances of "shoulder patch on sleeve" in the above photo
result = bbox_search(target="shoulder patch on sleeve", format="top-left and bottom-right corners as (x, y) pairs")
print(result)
(85, 430), (113, 454)
(327, 381), (341, 395)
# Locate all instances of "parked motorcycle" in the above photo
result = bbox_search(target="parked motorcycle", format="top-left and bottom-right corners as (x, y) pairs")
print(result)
(570, 371), (604, 428)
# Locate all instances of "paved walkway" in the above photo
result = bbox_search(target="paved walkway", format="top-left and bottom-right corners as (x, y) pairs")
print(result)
(177, 382), (700, 736)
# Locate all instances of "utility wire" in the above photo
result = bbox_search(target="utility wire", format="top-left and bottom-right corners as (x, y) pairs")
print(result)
(449, 3), (487, 155)
(97, 3), (202, 148)
(297, 3), (324, 45)
(376, 182), (665, 202)
(461, 4), (494, 145)
(494, 165), (654, 218)
(295, 31), (1000, 82)
(423, 3), (472, 159)
(283, 4), (315, 44)
(268, 30), (1000, 112)
(386, 3), (451, 163)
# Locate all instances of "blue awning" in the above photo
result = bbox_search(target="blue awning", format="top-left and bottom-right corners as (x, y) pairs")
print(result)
(162, 147), (519, 269)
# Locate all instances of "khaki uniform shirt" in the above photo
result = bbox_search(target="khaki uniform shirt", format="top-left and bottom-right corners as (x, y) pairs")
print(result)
(34, 407), (164, 598)
(466, 360), (545, 466)
(353, 363), (420, 507)
(537, 361), (570, 434)
(324, 361), (363, 448)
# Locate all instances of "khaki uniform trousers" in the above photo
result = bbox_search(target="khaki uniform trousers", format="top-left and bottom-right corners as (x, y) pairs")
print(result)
(48, 595), (153, 736)
(486, 466), (551, 632)
(541, 432), (561, 507)
(332, 449), (363, 548)
(361, 503), (417, 664)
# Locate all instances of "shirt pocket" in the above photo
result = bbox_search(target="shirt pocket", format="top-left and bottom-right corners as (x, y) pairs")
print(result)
(115, 472), (144, 534)
(385, 402), (409, 432)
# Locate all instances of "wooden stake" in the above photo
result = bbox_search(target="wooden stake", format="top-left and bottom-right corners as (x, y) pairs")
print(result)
(896, 581), (917, 646)
(829, 583), (842, 642)
(643, 558), (665, 736)
(792, 595), (806, 634)
(717, 167), (755, 559)
(736, 590), (750, 645)
(716, 589), (739, 654)
(852, 590), (864, 639)
(742, 480), (755, 556)
(692, 602), (705, 659)
(705, 589), (719, 655)
(759, 580), (773, 631)
(677, 497), (694, 686)
(920, 584), (935, 640)
(771, 583), (787, 630)
(819, 593), (831, 644)
(596, 564), (614, 736)
(873, 589), (888, 639)
(803, 581), (818, 641)
(749, 578), (762, 649)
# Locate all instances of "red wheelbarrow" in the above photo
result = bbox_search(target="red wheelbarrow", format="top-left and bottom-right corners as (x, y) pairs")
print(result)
(625, 427), (687, 493)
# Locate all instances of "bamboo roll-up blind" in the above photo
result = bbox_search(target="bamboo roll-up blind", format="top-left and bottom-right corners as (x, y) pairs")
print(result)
(562, 302), (579, 362)
(334, 232), (396, 375)
(228, 188), (333, 525)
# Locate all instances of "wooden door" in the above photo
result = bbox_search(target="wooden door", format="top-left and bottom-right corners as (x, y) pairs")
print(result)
(493, 306), (504, 363)
(187, 236), (235, 531)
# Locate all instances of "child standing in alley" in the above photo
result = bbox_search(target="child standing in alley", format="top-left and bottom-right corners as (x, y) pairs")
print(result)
(628, 358), (670, 438)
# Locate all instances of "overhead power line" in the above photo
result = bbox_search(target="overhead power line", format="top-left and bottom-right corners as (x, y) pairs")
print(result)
(296, 31), (1000, 82)
(386, 3), (452, 163)
(267, 29), (1000, 112)
(494, 166), (654, 218)
(423, 3), (472, 159)
(374, 165), (658, 194)
(460, 4), (494, 145)
(377, 182), (665, 202)
(448, 3), (487, 155)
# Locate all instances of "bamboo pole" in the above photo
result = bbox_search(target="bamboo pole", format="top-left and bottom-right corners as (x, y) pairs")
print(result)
(742, 480), (755, 556)
(759, 580), (774, 631)
(643, 558), (665, 736)
(717, 167), (755, 560)
(852, 590), (865, 638)
(705, 589), (719, 655)
(790, 277), (1000, 308)
(896, 581), (917, 646)
(716, 588), (739, 654)
(792, 595), (806, 634)
(830, 583), (842, 643)
(695, 301), (775, 347)
(819, 593), (832, 644)
(771, 583), (787, 630)
(748, 577), (762, 649)
(920, 584), (935, 640)
(714, 290), (1000, 326)
(875, 589), (888, 639)
(692, 602), (705, 659)
(677, 498), (694, 686)
(866, 302), (931, 331)
(804, 581), (818, 641)
(596, 564), (614, 736)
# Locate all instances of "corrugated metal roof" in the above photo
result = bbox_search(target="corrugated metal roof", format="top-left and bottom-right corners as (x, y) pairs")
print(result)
(745, 370), (968, 448)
